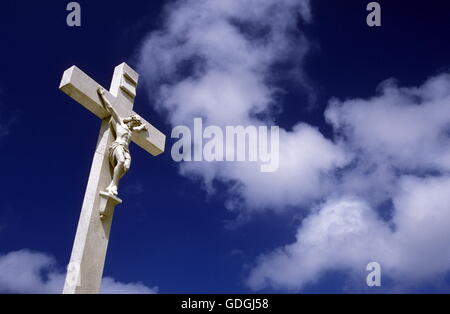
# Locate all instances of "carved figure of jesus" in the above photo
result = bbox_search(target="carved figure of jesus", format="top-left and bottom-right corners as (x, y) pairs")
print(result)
(97, 87), (147, 196)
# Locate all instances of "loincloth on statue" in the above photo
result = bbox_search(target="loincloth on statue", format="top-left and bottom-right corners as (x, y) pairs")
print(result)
(108, 141), (131, 166)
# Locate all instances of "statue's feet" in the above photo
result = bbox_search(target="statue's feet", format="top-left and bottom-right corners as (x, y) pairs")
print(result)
(106, 186), (118, 196)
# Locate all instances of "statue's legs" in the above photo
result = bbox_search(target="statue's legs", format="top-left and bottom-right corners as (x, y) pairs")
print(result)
(106, 147), (130, 196)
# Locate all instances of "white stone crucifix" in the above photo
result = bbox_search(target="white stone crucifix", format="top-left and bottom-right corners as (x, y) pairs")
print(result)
(59, 63), (166, 294)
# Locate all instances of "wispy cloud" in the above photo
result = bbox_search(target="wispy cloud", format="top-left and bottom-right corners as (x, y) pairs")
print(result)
(248, 74), (450, 291)
(0, 250), (158, 294)
(138, 0), (450, 291)
(101, 277), (158, 294)
(137, 0), (343, 210)
(125, 183), (145, 195)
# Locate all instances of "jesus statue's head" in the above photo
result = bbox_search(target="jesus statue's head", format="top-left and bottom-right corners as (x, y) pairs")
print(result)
(123, 114), (143, 129)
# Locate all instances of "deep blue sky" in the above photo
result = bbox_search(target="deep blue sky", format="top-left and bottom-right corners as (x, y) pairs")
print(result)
(0, 1), (450, 293)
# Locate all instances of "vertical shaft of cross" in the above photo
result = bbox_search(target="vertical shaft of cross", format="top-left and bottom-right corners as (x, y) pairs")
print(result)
(63, 119), (117, 294)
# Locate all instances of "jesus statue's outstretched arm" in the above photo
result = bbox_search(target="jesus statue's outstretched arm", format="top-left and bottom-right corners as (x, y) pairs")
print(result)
(132, 123), (147, 132)
(97, 88), (123, 126)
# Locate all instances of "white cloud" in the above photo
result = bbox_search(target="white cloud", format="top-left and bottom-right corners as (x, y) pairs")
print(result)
(0, 250), (158, 294)
(180, 124), (347, 210)
(326, 74), (450, 172)
(0, 250), (63, 294)
(100, 277), (158, 294)
(248, 176), (450, 291)
(138, 0), (345, 210)
(137, 0), (450, 291)
(390, 176), (450, 282)
(248, 75), (450, 291)
(247, 197), (392, 291)
(139, 0), (311, 126)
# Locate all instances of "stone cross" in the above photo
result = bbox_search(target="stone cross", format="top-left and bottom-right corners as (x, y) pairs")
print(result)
(59, 63), (166, 294)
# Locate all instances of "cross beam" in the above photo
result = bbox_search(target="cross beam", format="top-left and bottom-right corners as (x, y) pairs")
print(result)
(59, 63), (165, 294)
(60, 64), (165, 156)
